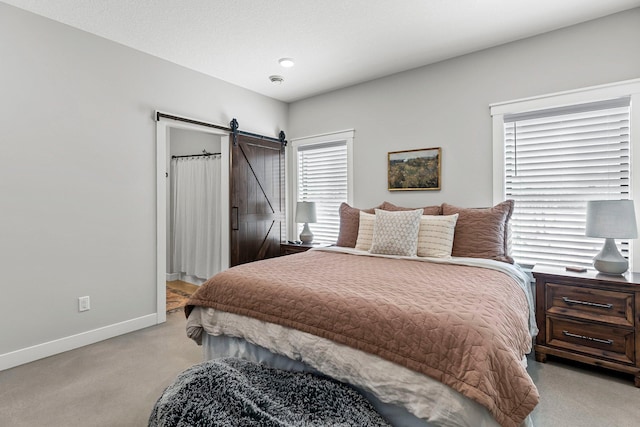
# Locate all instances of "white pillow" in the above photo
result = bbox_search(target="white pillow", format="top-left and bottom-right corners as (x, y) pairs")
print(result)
(355, 211), (375, 251)
(417, 214), (459, 258)
(369, 209), (422, 256)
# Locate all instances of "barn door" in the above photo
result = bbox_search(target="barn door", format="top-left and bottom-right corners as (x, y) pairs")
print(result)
(230, 134), (285, 266)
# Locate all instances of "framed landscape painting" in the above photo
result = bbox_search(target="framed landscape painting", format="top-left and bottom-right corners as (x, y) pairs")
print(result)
(388, 147), (441, 191)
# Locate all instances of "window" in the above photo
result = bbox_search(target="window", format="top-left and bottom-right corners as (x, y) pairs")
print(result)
(491, 79), (640, 269)
(290, 131), (354, 244)
(505, 99), (630, 268)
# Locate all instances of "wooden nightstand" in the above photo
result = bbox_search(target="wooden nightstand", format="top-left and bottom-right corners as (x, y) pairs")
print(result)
(532, 264), (640, 386)
(280, 242), (329, 256)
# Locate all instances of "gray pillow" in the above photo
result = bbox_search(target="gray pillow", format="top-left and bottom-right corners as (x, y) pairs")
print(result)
(369, 209), (422, 256)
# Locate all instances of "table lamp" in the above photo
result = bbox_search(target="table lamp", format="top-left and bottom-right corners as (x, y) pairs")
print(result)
(295, 201), (317, 244)
(585, 200), (638, 275)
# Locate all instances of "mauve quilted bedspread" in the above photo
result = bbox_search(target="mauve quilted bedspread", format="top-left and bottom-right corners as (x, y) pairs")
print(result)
(185, 250), (538, 427)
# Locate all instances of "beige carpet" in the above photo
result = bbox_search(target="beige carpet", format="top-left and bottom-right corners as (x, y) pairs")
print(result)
(166, 281), (199, 313)
(1, 304), (639, 426)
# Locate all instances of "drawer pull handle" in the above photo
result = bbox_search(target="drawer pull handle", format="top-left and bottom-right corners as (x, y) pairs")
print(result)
(562, 297), (613, 309)
(562, 330), (613, 345)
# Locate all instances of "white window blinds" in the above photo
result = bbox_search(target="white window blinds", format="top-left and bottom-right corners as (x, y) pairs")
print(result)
(297, 141), (348, 244)
(504, 97), (631, 268)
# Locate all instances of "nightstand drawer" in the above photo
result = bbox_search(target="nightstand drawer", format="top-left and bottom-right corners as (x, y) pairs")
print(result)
(281, 245), (307, 255)
(547, 316), (635, 365)
(280, 243), (329, 256)
(546, 282), (634, 327)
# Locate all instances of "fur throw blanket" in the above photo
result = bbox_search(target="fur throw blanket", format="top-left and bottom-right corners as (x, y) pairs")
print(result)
(149, 358), (390, 427)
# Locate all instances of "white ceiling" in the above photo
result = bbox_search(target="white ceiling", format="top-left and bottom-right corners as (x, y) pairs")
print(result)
(5, 0), (640, 102)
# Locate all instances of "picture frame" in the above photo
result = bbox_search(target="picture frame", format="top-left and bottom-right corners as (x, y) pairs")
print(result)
(387, 147), (441, 191)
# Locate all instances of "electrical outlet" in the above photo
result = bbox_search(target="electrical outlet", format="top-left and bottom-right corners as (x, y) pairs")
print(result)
(78, 296), (90, 312)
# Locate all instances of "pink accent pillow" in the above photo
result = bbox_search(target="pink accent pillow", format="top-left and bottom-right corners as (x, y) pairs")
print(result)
(441, 200), (514, 263)
(336, 203), (380, 247)
(380, 201), (441, 215)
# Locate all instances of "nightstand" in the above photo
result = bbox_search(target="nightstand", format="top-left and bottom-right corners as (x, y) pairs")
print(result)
(532, 264), (640, 387)
(280, 242), (329, 256)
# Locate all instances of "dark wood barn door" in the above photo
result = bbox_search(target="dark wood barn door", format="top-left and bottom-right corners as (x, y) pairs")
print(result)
(230, 134), (285, 266)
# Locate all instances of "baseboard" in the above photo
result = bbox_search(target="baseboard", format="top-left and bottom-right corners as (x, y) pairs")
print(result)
(0, 314), (157, 371)
(178, 273), (206, 286)
(166, 272), (205, 285)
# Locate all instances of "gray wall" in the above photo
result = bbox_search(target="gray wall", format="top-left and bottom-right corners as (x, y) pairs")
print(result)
(169, 128), (222, 157)
(288, 8), (640, 210)
(0, 4), (287, 360)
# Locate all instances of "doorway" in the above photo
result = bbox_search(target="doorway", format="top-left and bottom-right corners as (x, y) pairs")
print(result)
(167, 127), (222, 285)
(155, 117), (230, 324)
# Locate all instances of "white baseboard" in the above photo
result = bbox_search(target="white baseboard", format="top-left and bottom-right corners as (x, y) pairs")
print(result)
(0, 314), (158, 371)
(178, 274), (205, 286)
(167, 272), (205, 285)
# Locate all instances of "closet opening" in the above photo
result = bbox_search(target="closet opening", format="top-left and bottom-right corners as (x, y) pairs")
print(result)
(155, 115), (230, 324)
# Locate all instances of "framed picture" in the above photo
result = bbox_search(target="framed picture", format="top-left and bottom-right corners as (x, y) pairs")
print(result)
(388, 147), (441, 191)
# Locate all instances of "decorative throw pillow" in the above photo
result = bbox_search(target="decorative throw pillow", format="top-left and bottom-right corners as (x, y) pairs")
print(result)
(417, 214), (459, 258)
(380, 201), (441, 215)
(355, 212), (375, 251)
(441, 200), (514, 263)
(369, 209), (422, 256)
(336, 203), (380, 247)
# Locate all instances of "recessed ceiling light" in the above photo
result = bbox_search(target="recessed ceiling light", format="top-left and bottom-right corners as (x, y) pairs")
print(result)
(269, 75), (284, 85)
(278, 58), (295, 68)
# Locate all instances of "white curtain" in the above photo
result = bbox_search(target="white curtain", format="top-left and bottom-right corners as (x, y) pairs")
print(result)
(170, 156), (222, 280)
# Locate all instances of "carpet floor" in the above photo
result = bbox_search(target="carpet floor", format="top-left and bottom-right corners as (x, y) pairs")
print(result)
(1, 313), (638, 426)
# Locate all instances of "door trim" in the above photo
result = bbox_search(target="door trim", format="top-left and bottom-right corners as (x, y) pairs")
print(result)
(155, 114), (230, 324)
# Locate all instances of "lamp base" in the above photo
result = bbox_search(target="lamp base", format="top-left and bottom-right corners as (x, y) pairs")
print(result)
(593, 238), (628, 275)
(299, 223), (314, 244)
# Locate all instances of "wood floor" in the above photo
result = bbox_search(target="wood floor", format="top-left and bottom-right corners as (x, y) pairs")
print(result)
(166, 280), (199, 313)
(167, 280), (199, 294)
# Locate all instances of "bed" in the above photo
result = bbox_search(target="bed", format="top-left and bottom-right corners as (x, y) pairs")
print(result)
(184, 201), (539, 427)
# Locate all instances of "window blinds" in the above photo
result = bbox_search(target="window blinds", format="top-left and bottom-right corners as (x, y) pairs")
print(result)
(504, 97), (631, 268)
(297, 141), (348, 244)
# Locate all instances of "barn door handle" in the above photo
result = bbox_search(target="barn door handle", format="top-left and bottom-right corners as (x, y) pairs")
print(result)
(232, 207), (239, 231)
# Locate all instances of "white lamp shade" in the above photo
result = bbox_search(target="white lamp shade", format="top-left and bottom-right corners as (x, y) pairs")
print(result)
(586, 200), (638, 239)
(295, 201), (317, 223)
